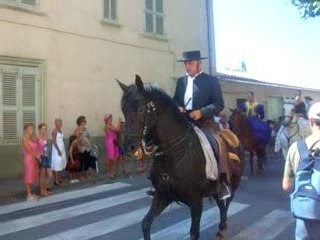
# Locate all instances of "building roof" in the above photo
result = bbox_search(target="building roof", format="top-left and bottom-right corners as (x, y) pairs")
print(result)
(215, 72), (320, 92)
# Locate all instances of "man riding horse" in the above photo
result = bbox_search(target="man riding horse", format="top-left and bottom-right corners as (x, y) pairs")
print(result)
(172, 50), (231, 200)
(239, 91), (271, 147)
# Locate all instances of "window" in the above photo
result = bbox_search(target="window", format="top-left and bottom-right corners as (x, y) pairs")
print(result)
(0, 0), (36, 9)
(0, 64), (40, 144)
(145, 0), (164, 35)
(103, 0), (117, 21)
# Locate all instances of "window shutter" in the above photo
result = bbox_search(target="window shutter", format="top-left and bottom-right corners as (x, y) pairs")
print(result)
(104, 0), (117, 20)
(0, 69), (18, 142)
(21, 0), (35, 6)
(155, 0), (163, 12)
(21, 71), (37, 128)
(0, 62), (41, 144)
(110, 0), (116, 20)
(1, 0), (17, 4)
(145, 13), (153, 33)
(146, 0), (153, 10)
(156, 15), (163, 34)
(104, 0), (110, 19)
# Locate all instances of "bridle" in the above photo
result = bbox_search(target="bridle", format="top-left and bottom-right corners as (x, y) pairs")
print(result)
(282, 103), (299, 145)
(140, 98), (190, 157)
(141, 100), (159, 155)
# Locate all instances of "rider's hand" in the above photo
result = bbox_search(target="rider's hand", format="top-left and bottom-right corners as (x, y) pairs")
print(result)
(189, 110), (202, 121)
(178, 106), (186, 113)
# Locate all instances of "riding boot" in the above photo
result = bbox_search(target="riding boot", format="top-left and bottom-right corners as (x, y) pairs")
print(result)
(218, 179), (231, 200)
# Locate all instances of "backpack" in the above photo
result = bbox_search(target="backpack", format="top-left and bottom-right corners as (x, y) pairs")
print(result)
(290, 139), (320, 220)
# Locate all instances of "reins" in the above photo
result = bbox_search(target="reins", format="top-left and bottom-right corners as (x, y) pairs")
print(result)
(141, 99), (191, 158)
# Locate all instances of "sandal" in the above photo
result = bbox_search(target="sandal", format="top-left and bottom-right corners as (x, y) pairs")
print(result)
(27, 195), (39, 202)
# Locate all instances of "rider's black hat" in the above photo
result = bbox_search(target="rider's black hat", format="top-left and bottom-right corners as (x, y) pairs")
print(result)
(177, 50), (207, 62)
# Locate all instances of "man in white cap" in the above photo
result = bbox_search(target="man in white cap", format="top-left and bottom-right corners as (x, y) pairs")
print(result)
(282, 102), (320, 239)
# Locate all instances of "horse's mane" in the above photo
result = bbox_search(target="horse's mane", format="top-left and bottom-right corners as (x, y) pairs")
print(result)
(122, 82), (190, 129)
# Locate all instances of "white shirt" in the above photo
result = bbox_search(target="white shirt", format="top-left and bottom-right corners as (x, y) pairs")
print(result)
(184, 72), (202, 110)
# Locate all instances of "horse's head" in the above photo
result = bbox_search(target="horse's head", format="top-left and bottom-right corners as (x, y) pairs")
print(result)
(117, 75), (158, 152)
(229, 109), (247, 136)
(283, 97), (295, 126)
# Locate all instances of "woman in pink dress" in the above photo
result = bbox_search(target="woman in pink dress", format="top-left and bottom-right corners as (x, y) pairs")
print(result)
(104, 113), (120, 178)
(21, 123), (39, 201)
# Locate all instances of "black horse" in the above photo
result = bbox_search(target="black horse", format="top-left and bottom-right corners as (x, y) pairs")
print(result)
(118, 75), (243, 240)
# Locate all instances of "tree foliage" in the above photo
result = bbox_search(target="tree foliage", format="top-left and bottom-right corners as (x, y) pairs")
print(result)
(292, 0), (320, 18)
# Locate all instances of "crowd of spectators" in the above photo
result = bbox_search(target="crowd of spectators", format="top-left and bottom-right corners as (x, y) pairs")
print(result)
(21, 114), (145, 202)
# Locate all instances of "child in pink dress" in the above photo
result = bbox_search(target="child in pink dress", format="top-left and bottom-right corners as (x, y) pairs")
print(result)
(104, 113), (120, 178)
(37, 123), (53, 196)
(21, 123), (39, 201)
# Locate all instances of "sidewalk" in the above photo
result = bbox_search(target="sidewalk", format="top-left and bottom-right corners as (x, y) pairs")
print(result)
(0, 156), (150, 205)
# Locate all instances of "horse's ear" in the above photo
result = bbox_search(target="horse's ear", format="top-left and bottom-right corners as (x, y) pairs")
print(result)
(116, 79), (128, 92)
(135, 74), (144, 92)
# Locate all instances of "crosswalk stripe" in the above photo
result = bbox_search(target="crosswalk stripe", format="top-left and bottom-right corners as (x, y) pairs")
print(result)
(0, 182), (130, 215)
(37, 204), (182, 240)
(0, 187), (148, 236)
(135, 202), (249, 240)
(230, 209), (294, 240)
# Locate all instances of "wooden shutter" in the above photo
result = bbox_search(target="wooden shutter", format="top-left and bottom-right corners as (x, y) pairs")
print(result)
(103, 0), (110, 19)
(21, 0), (35, 6)
(0, 67), (18, 142)
(104, 0), (117, 20)
(0, 65), (39, 143)
(21, 68), (37, 131)
(110, 0), (116, 20)
(155, 0), (163, 34)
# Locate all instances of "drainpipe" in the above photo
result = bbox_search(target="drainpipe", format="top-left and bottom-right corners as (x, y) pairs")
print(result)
(206, 0), (216, 75)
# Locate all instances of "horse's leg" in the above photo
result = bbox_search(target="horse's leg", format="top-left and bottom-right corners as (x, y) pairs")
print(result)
(142, 194), (171, 240)
(256, 147), (265, 173)
(215, 196), (233, 240)
(249, 152), (254, 175)
(189, 198), (203, 240)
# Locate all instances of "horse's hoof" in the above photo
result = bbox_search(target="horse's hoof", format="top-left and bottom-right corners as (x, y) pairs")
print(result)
(216, 230), (226, 240)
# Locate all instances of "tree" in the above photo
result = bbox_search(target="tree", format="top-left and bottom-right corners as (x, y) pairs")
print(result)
(292, 0), (320, 18)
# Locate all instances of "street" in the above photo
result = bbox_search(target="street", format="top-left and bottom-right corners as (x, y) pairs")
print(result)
(0, 155), (295, 240)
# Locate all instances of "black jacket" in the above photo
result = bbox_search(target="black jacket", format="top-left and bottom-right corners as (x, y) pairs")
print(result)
(173, 72), (224, 119)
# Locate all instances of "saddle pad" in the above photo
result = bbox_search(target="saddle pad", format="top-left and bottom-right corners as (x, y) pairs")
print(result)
(193, 126), (218, 180)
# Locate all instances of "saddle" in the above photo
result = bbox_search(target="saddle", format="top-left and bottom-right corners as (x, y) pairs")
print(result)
(219, 128), (240, 162)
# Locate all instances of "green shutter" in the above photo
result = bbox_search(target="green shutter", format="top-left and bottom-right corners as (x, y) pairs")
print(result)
(104, 0), (110, 19)
(155, 0), (163, 12)
(156, 15), (163, 34)
(21, 72), (37, 127)
(110, 0), (116, 20)
(104, 0), (117, 21)
(0, 65), (39, 144)
(21, 0), (35, 6)
(146, 0), (153, 11)
(0, 68), (18, 142)
(1, 0), (17, 5)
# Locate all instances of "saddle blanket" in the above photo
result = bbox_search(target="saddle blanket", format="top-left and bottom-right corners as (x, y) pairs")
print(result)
(193, 126), (218, 180)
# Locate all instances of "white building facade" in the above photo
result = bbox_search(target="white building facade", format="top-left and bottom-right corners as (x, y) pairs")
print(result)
(0, 0), (214, 177)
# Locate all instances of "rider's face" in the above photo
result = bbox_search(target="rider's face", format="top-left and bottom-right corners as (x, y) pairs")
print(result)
(247, 93), (254, 102)
(184, 60), (201, 77)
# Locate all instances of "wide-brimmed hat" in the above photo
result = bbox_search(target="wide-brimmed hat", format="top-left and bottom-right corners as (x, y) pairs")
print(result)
(305, 96), (313, 101)
(177, 50), (207, 62)
(104, 113), (112, 121)
(308, 102), (320, 119)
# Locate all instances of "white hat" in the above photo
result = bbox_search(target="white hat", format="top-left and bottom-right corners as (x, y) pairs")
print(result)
(308, 102), (320, 119)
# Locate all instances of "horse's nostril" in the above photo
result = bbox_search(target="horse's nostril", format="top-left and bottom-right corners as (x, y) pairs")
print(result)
(130, 145), (135, 151)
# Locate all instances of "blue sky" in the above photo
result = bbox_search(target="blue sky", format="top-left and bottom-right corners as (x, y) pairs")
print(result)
(213, 0), (320, 89)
